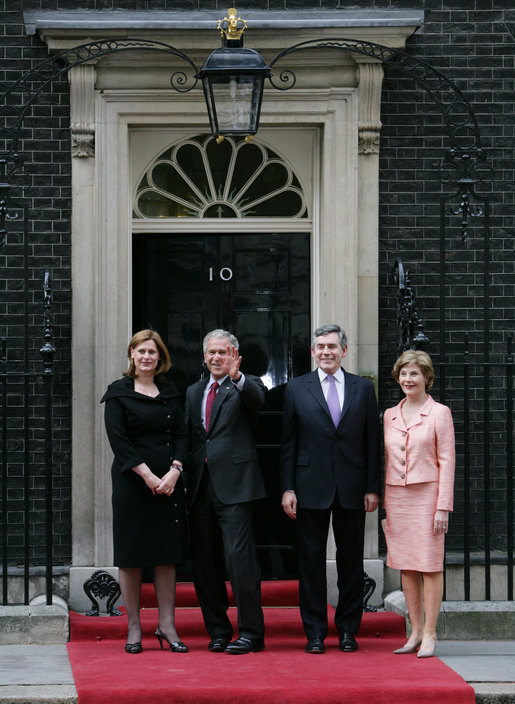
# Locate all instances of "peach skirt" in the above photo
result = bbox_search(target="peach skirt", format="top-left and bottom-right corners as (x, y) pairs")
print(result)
(383, 481), (444, 573)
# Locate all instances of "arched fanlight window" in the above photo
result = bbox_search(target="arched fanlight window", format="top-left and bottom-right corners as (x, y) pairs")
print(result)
(133, 134), (308, 219)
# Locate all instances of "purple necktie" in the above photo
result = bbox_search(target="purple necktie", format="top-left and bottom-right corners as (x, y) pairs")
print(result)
(326, 375), (341, 427)
(205, 381), (219, 431)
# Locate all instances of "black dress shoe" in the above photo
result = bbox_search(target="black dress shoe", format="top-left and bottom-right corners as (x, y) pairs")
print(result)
(305, 638), (325, 654)
(208, 635), (231, 652)
(339, 631), (358, 652)
(225, 635), (265, 654)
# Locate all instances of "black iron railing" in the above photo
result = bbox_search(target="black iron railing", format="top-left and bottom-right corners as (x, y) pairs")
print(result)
(436, 335), (514, 601)
(394, 258), (514, 601)
(0, 270), (55, 605)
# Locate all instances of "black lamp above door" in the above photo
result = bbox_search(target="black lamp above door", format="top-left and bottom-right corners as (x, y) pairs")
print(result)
(197, 8), (271, 143)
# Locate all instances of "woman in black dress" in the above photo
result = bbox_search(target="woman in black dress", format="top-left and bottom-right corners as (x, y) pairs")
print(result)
(101, 329), (188, 654)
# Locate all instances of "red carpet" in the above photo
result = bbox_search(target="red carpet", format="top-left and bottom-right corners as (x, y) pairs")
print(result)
(151, 579), (300, 608)
(67, 582), (475, 704)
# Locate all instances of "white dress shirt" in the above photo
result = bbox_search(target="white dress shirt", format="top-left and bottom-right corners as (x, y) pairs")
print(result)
(201, 373), (246, 429)
(317, 366), (345, 412)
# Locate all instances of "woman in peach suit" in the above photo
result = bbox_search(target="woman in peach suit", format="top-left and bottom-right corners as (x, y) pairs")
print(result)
(383, 350), (455, 658)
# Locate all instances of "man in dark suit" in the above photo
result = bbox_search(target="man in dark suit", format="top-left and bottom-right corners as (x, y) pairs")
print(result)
(185, 329), (266, 654)
(280, 324), (380, 654)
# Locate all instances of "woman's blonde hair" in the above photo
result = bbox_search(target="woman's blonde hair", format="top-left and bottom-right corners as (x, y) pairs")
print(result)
(391, 349), (434, 391)
(124, 329), (171, 380)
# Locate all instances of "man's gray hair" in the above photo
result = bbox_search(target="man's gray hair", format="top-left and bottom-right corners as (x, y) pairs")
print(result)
(203, 329), (239, 353)
(311, 324), (348, 349)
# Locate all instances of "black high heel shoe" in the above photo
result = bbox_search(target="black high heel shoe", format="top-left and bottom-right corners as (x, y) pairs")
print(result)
(125, 641), (143, 654)
(155, 625), (188, 653)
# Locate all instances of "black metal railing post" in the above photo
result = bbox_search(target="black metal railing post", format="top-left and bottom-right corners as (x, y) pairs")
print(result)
(0, 271), (55, 606)
(40, 270), (55, 605)
(463, 335), (471, 600)
(507, 335), (513, 601)
(1, 338), (7, 604)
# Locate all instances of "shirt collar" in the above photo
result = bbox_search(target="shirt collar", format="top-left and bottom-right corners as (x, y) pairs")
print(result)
(317, 367), (344, 384)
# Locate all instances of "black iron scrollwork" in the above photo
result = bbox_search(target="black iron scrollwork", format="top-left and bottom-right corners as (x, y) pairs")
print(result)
(363, 572), (377, 612)
(394, 258), (429, 357)
(439, 148), (493, 244)
(0, 39), (199, 149)
(83, 570), (122, 616)
(269, 37), (490, 243)
(0, 39), (200, 238)
(269, 38), (481, 151)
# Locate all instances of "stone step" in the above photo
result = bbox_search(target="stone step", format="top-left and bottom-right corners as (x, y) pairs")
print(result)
(474, 685), (515, 704)
(0, 685), (77, 704)
(0, 596), (69, 645)
(385, 591), (515, 640)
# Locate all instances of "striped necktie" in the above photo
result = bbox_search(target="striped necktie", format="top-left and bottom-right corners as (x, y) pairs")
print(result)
(205, 381), (219, 431)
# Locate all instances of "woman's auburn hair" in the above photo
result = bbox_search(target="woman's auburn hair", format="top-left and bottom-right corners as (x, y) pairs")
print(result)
(391, 349), (434, 391)
(124, 329), (171, 380)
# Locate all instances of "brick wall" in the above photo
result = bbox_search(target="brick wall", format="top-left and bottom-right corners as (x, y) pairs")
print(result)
(374, 0), (513, 556)
(0, 1), (72, 567)
(0, 1), (512, 565)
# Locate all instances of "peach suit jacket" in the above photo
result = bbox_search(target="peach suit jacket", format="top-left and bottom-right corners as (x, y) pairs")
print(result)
(383, 395), (455, 512)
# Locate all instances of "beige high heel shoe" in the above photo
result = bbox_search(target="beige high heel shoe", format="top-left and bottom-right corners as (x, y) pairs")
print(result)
(417, 637), (437, 658)
(393, 640), (421, 654)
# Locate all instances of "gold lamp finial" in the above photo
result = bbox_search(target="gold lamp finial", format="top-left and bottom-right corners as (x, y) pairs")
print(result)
(218, 8), (247, 41)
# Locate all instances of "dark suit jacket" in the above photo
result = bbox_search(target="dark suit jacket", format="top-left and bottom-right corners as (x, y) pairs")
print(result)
(185, 374), (267, 506)
(280, 369), (380, 510)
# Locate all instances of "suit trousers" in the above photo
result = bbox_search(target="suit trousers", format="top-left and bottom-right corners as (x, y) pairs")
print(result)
(189, 469), (264, 641)
(296, 497), (365, 640)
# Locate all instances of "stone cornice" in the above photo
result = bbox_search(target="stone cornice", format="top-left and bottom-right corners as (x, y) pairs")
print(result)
(24, 9), (423, 53)
(25, 9), (424, 34)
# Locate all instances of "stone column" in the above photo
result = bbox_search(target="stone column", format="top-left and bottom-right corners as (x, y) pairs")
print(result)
(69, 64), (97, 571)
(359, 59), (384, 603)
(356, 59), (383, 385)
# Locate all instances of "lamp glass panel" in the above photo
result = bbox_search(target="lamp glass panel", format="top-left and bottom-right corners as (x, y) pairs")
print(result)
(210, 75), (259, 133)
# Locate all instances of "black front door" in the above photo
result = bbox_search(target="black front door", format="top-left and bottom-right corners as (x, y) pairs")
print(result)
(133, 232), (311, 578)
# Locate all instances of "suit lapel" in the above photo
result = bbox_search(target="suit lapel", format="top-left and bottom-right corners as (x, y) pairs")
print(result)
(307, 370), (333, 422)
(390, 402), (407, 432)
(192, 378), (209, 434)
(339, 370), (356, 425)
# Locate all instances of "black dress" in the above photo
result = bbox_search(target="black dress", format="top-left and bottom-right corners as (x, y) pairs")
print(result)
(101, 376), (188, 567)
